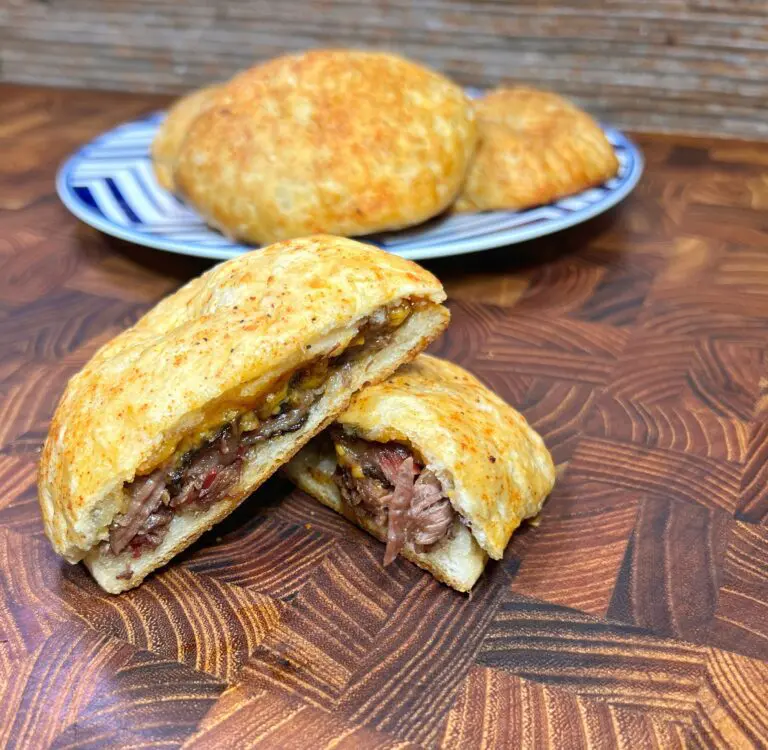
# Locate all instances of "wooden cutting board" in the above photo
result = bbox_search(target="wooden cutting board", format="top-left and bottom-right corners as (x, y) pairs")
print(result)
(0, 84), (766, 749)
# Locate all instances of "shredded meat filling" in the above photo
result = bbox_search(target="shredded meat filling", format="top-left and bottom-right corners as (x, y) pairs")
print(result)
(109, 384), (322, 558)
(106, 300), (416, 561)
(332, 433), (456, 564)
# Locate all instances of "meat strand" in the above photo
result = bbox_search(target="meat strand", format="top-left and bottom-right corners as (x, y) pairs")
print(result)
(241, 406), (307, 444)
(382, 457), (415, 565)
(332, 430), (409, 483)
(128, 504), (173, 555)
(168, 442), (224, 509)
(378, 446), (415, 485)
(336, 471), (389, 526)
(410, 471), (454, 547)
(197, 463), (241, 505)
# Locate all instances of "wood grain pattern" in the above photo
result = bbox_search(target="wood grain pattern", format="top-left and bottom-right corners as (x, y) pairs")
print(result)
(183, 685), (414, 750)
(2, 1), (768, 137)
(440, 667), (692, 749)
(511, 481), (641, 616)
(0, 84), (767, 748)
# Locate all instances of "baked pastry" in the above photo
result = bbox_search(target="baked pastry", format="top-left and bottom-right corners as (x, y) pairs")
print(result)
(285, 355), (555, 591)
(454, 87), (619, 213)
(150, 84), (223, 192)
(174, 49), (477, 244)
(38, 236), (450, 593)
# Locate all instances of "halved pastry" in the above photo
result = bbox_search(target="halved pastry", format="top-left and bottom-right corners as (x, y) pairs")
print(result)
(284, 355), (555, 592)
(38, 236), (449, 593)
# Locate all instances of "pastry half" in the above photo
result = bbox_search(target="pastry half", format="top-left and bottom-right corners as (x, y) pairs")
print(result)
(284, 355), (555, 592)
(38, 236), (449, 593)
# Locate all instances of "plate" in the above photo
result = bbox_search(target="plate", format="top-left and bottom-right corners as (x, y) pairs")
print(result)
(56, 111), (643, 262)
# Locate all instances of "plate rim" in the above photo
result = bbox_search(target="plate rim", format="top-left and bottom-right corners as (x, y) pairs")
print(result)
(56, 116), (644, 263)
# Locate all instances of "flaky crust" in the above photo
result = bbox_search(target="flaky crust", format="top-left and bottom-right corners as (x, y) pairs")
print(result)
(150, 84), (223, 192)
(306, 355), (555, 560)
(455, 88), (619, 213)
(174, 50), (477, 244)
(38, 236), (446, 564)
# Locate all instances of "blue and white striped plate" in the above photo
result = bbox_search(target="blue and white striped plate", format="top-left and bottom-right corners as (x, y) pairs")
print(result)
(56, 111), (643, 262)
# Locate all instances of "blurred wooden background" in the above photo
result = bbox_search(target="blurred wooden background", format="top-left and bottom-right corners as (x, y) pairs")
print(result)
(1, 0), (767, 138)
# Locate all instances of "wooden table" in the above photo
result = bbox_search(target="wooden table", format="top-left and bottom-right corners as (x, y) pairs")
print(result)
(0, 83), (766, 749)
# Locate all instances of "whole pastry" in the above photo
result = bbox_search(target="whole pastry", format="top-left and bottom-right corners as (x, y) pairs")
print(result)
(151, 83), (223, 192)
(174, 49), (477, 244)
(455, 87), (618, 213)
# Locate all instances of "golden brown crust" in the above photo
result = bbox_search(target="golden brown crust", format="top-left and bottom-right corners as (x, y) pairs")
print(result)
(174, 50), (477, 244)
(150, 84), (223, 192)
(38, 235), (447, 564)
(322, 355), (555, 559)
(455, 87), (619, 213)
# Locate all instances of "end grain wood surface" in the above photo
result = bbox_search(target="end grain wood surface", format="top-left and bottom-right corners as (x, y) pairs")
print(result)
(0, 83), (767, 748)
